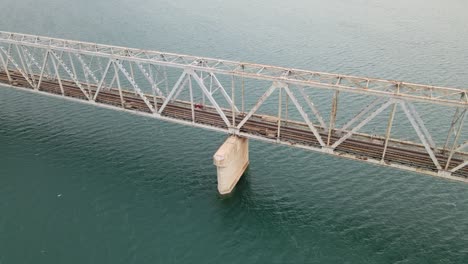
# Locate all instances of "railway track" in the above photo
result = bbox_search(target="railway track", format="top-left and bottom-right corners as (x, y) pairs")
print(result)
(1, 70), (466, 178)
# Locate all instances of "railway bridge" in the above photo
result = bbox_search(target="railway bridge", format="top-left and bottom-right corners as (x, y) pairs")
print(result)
(0, 31), (467, 194)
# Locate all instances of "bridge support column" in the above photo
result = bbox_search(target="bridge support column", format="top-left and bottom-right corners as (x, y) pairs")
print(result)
(213, 136), (249, 195)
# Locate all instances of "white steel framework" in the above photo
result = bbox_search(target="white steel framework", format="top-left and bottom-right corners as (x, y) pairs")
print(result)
(0, 31), (466, 182)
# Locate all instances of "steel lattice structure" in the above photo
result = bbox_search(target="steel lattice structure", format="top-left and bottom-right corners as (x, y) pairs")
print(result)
(0, 31), (467, 181)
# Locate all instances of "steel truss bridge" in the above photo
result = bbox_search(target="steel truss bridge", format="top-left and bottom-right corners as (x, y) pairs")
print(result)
(0, 31), (467, 181)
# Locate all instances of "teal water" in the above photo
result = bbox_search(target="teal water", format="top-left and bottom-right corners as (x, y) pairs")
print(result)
(1, 0), (468, 263)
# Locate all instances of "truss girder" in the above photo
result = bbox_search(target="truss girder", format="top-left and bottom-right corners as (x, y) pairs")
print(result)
(0, 31), (466, 107)
(0, 31), (466, 180)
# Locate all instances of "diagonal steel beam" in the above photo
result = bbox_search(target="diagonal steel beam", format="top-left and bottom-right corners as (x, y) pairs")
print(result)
(407, 103), (436, 149)
(36, 50), (49, 90)
(49, 50), (90, 100)
(112, 61), (125, 107)
(0, 46), (35, 88)
(236, 84), (277, 129)
(444, 109), (466, 170)
(135, 62), (164, 97)
(450, 160), (468, 173)
(190, 70), (231, 127)
(18, 45), (37, 87)
(0, 49), (12, 82)
(332, 99), (394, 149)
(50, 55), (65, 95)
(284, 86), (326, 147)
(114, 60), (155, 113)
(210, 73), (239, 112)
(92, 59), (112, 101)
(400, 101), (442, 170)
(340, 97), (386, 131)
(297, 86), (327, 129)
(158, 71), (188, 115)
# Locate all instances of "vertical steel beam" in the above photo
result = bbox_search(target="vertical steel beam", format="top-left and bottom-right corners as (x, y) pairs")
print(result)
(381, 102), (397, 161)
(0, 47), (35, 88)
(277, 86), (282, 142)
(231, 75), (236, 126)
(445, 109), (466, 170)
(112, 61), (125, 107)
(0, 50), (12, 83)
(18, 45), (36, 86)
(93, 59), (113, 101)
(444, 108), (463, 151)
(241, 65), (245, 113)
(188, 75), (195, 123)
(50, 56), (65, 95)
(327, 91), (339, 146)
(36, 50), (49, 90)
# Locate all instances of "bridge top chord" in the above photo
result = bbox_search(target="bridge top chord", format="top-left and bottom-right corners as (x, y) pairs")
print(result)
(0, 31), (466, 107)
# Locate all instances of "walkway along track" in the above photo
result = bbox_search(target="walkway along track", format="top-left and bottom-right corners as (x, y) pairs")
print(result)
(0, 70), (467, 180)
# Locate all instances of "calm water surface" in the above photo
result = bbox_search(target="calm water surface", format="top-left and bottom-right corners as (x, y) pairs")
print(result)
(1, 0), (468, 263)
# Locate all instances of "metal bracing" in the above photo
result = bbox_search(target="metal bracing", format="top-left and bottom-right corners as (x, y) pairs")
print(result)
(400, 101), (442, 170)
(444, 109), (466, 170)
(189, 70), (231, 127)
(21, 46), (44, 76)
(36, 50), (49, 90)
(0, 47), (35, 88)
(92, 59), (112, 101)
(381, 102), (397, 161)
(114, 60), (155, 113)
(451, 161), (468, 173)
(112, 61), (125, 107)
(49, 50), (90, 100)
(284, 86), (326, 147)
(50, 55), (65, 95)
(74, 53), (101, 89)
(0, 31), (466, 180)
(297, 86), (327, 129)
(340, 98), (386, 131)
(0, 31), (466, 107)
(158, 71), (188, 115)
(18, 46), (36, 87)
(407, 103), (436, 149)
(327, 91), (339, 146)
(210, 73), (239, 113)
(277, 86), (283, 142)
(0, 50), (12, 82)
(331, 99), (394, 149)
(236, 84), (278, 129)
(135, 62), (164, 97)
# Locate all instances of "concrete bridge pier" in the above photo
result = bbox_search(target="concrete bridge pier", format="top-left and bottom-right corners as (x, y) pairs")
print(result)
(213, 136), (249, 195)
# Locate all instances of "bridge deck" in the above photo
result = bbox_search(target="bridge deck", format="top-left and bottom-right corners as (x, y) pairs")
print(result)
(1, 70), (466, 180)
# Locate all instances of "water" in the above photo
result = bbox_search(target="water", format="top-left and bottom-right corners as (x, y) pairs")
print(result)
(1, 0), (468, 263)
